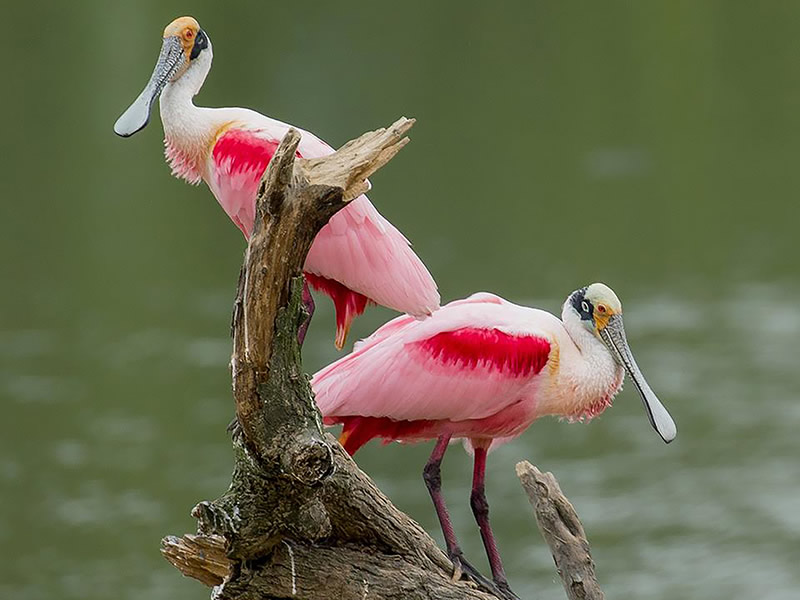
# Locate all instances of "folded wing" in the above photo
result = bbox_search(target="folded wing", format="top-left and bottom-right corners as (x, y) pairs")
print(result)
(207, 117), (440, 335)
(313, 294), (553, 424)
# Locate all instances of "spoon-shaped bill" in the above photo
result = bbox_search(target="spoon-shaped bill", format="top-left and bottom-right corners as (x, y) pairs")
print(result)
(113, 37), (185, 137)
(599, 314), (677, 443)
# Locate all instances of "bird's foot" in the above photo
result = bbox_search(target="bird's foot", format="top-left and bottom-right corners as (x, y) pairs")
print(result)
(449, 552), (516, 599)
(449, 555), (463, 582)
(494, 579), (520, 600)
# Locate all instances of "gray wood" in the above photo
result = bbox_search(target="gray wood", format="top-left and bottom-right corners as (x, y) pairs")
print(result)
(516, 461), (605, 600)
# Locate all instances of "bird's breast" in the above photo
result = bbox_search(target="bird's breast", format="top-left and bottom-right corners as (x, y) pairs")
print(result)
(164, 136), (206, 184)
(161, 108), (240, 185)
(538, 339), (625, 422)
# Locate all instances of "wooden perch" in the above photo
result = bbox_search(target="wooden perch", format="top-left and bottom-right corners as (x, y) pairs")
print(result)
(161, 118), (605, 600)
(516, 462), (604, 600)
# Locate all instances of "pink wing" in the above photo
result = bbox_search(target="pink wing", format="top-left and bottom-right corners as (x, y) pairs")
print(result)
(350, 291), (505, 353)
(312, 294), (553, 451)
(208, 129), (288, 235)
(207, 124), (440, 345)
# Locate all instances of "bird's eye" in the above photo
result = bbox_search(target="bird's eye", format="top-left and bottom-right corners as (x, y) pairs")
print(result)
(597, 304), (607, 314)
(581, 301), (589, 313)
(184, 29), (194, 39)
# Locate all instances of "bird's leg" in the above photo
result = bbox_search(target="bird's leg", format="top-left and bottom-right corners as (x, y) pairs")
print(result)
(470, 443), (516, 597)
(423, 435), (462, 564)
(297, 279), (315, 346)
(423, 435), (499, 594)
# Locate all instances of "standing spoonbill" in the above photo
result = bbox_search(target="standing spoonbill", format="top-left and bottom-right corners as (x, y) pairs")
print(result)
(113, 16), (439, 348)
(312, 283), (676, 594)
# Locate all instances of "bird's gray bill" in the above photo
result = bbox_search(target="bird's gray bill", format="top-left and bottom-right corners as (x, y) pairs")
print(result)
(599, 314), (677, 443)
(113, 37), (185, 137)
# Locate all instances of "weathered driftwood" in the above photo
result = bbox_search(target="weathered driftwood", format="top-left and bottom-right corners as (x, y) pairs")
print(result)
(160, 117), (604, 600)
(516, 462), (604, 600)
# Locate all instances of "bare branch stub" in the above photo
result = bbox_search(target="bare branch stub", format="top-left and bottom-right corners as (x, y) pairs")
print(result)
(161, 534), (230, 587)
(516, 461), (605, 600)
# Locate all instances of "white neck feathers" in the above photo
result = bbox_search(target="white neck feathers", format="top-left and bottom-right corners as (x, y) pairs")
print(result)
(541, 301), (624, 420)
(159, 50), (215, 184)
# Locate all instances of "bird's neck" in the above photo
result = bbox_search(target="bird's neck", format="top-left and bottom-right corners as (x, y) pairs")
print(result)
(159, 55), (216, 184)
(547, 306), (624, 421)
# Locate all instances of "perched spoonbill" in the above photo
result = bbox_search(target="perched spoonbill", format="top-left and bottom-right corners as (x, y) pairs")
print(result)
(113, 16), (439, 348)
(312, 283), (676, 594)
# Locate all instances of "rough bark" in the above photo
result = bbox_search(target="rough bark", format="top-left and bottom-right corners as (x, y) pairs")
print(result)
(160, 117), (604, 600)
(516, 462), (604, 600)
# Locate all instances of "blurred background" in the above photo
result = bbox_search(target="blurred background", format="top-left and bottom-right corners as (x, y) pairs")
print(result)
(1, 1), (798, 599)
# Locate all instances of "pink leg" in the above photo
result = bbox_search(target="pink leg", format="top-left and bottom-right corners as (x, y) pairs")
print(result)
(298, 280), (315, 345)
(471, 444), (512, 592)
(423, 434), (461, 558)
(423, 436), (502, 595)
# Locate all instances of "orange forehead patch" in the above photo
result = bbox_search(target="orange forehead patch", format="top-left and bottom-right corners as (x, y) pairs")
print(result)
(164, 17), (200, 39)
(163, 16), (199, 38)
(163, 16), (201, 57)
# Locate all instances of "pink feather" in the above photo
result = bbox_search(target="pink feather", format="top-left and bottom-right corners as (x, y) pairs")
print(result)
(207, 125), (439, 346)
(312, 293), (557, 453)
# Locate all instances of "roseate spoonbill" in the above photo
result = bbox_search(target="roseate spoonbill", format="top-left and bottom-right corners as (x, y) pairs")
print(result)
(113, 16), (439, 348)
(312, 283), (676, 594)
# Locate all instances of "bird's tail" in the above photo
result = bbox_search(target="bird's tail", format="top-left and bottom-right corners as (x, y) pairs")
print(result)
(334, 417), (377, 455)
(305, 273), (371, 350)
(327, 416), (436, 455)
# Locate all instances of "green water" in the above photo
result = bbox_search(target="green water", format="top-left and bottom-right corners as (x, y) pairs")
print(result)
(1, 2), (799, 599)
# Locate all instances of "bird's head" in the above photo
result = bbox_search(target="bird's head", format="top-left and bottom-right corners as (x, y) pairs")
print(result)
(114, 16), (212, 138)
(567, 283), (677, 444)
(570, 282), (623, 333)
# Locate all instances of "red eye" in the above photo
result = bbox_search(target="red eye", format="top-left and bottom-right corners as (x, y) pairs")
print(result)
(597, 305), (607, 313)
(185, 29), (194, 39)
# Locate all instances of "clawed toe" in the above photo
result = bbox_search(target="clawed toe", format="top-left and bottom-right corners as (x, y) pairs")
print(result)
(449, 554), (463, 581)
(449, 552), (517, 599)
(495, 579), (520, 600)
